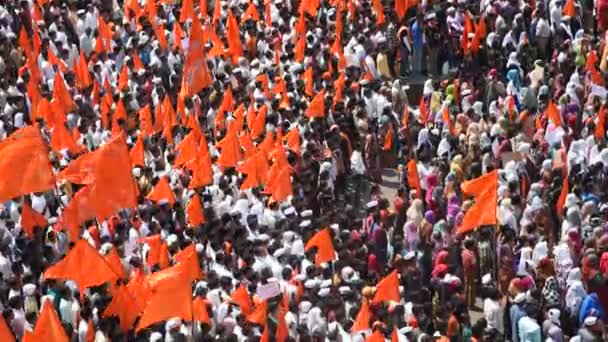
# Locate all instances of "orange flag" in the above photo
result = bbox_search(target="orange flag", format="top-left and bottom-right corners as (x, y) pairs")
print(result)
(174, 244), (202, 282)
(418, 97), (428, 124)
(226, 11), (243, 62)
(179, 0), (195, 22)
(181, 18), (212, 97)
(103, 284), (142, 332)
(305, 228), (335, 265)
(270, 165), (292, 202)
(186, 194), (206, 226)
(295, 35), (306, 62)
(29, 301), (68, 342)
(61, 136), (138, 226)
(187, 153), (214, 189)
(76, 51), (93, 88)
(406, 160), (422, 199)
(213, 0), (221, 24)
(139, 105), (154, 136)
(545, 101), (562, 127)
(251, 105), (267, 138)
(142, 234), (162, 267)
(230, 284), (253, 315)
(136, 265), (193, 331)
(305, 90), (325, 118)
(52, 72), (76, 111)
(303, 67), (314, 97)
(284, 129), (301, 155)
(44, 240), (119, 289)
(556, 176), (568, 217)
(442, 105), (456, 136)
(247, 300), (268, 325)
(130, 134), (145, 167)
(563, 0), (576, 17)
(174, 131), (199, 167)
(159, 242), (170, 269)
(147, 176), (176, 206)
(118, 64), (129, 90)
(0, 126), (55, 202)
(153, 23), (168, 50)
(372, 270), (400, 304)
(372, 0), (385, 25)
(20, 202), (48, 238)
(383, 124), (393, 151)
(0, 314), (14, 342)
(351, 299), (370, 333)
(200, 0), (208, 17)
(241, 2), (260, 23)
(105, 248), (127, 280)
(132, 52), (145, 71)
(366, 330), (386, 342)
(597, 108), (606, 140)
(51, 123), (81, 154)
(217, 122), (242, 168)
(458, 170), (498, 234)
(192, 296), (211, 324)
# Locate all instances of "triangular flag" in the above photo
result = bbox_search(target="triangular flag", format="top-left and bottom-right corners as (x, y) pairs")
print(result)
(597, 108), (606, 140)
(103, 284), (142, 332)
(105, 248), (127, 280)
(304, 228), (335, 265)
(556, 175), (568, 217)
(130, 134), (145, 167)
(0, 314), (14, 342)
(305, 90), (325, 118)
(458, 170), (498, 234)
(179, 0), (195, 22)
(136, 265), (193, 331)
(226, 11), (243, 62)
(118, 64), (129, 90)
(174, 244), (202, 282)
(0, 126), (55, 202)
(216, 122), (242, 168)
(406, 160), (422, 199)
(20, 202), (48, 238)
(241, 2), (260, 23)
(29, 301), (68, 342)
(230, 284), (253, 316)
(351, 300), (370, 333)
(186, 194), (206, 227)
(44, 240), (119, 290)
(147, 176), (176, 206)
(545, 101), (562, 127)
(302, 67), (314, 97)
(192, 296), (211, 324)
(372, 270), (400, 304)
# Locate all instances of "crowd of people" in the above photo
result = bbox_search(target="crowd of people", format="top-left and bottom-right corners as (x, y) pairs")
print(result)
(1, 0), (608, 341)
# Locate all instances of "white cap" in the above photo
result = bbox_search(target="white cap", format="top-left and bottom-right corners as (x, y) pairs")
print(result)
(299, 220), (311, 228)
(283, 207), (296, 216)
(366, 201), (378, 209)
(513, 293), (526, 304)
(481, 274), (492, 285)
(301, 210), (313, 218)
(318, 288), (330, 297)
(584, 316), (598, 326)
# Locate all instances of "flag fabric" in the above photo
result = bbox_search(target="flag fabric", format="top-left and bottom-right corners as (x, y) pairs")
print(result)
(186, 194), (206, 226)
(372, 270), (400, 304)
(0, 314), (14, 342)
(147, 176), (177, 206)
(406, 160), (422, 199)
(27, 301), (68, 342)
(0, 126), (55, 202)
(20, 202), (48, 238)
(230, 284), (253, 316)
(556, 175), (568, 217)
(545, 101), (562, 127)
(351, 299), (370, 332)
(304, 228), (335, 265)
(136, 264), (193, 331)
(103, 284), (142, 332)
(305, 91), (325, 118)
(458, 170), (498, 233)
(174, 244), (202, 282)
(44, 239), (119, 289)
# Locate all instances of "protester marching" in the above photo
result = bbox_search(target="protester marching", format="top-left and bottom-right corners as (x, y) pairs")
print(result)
(0, 0), (608, 341)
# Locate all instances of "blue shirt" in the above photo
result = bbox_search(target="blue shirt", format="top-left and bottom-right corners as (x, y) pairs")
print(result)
(510, 304), (526, 342)
(411, 21), (424, 49)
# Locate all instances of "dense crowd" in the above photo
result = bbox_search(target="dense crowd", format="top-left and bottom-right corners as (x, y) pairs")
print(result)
(1, 0), (608, 341)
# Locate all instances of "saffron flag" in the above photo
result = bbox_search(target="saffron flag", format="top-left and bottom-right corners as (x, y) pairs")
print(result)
(304, 228), (335, 265)
(0, 126), (55, 202)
